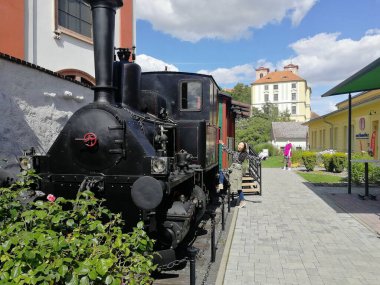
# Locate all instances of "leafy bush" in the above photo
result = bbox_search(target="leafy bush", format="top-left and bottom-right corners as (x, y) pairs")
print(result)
(0, 171), (156, 285)
(252, 143), (278, 156)
(332, 152), (347, 173)
(321, 153), (334, 172)
(302, 151), (317, 171)
(351, 152), (380, 184)
(291, 150), (303, 167)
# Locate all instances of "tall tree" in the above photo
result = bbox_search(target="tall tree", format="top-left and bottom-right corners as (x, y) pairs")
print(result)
(227, 83), (251, 104)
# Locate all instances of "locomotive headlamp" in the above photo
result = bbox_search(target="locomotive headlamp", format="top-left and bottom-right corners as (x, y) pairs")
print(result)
(151, 157), (168, 174)
(20, 156), (32, 170)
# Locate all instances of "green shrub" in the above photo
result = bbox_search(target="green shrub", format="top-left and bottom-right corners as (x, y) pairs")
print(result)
(332, 152), (346, 173)
(321, 153), (334, 172)
(351, 153), (374, 183)
(291, 149), (303, 167)
(0, 171), (156, 285)
(252, 143), (278, 156)
(302, 151), (317, 171)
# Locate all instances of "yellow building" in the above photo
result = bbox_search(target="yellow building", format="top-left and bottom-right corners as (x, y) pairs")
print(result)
(305, 89), (380, 158)
(251, 64), (311, 122)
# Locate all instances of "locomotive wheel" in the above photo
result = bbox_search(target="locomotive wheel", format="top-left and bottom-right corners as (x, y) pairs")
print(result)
(192, 185), (206, 223)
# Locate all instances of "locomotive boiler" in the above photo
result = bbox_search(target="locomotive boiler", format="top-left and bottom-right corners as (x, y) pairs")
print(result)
(21, 0), (223, 262)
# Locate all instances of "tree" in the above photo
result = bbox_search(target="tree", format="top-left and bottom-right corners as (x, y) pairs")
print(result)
(236, 116), (272, 146)
(236, 104), (293, 147)
(278, 108), (291, 121)
(227, 83), (251, 104)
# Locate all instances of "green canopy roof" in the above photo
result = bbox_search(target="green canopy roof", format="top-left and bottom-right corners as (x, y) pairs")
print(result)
(322, 57), (380, 97)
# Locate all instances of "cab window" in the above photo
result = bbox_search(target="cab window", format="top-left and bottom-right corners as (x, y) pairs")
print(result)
(181, 81), (202, 111)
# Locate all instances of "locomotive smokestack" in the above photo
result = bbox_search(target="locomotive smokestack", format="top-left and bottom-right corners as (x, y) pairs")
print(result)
(85, 0), (123, 104)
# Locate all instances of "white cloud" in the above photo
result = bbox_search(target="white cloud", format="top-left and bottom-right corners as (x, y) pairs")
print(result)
(135, 30), (380, 116)
(136, 0), (317, 42)
(311, 95), (340, 116)
(135, 54), (179, 72)
(281, 31), (380, 87)
(198, 64), (256, 85)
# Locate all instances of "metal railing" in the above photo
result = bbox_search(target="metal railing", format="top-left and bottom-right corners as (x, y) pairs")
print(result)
(247, 145), (262, 195)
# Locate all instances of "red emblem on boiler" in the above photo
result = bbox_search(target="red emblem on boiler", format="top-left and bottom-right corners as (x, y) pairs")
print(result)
(75, 132), (98, 148)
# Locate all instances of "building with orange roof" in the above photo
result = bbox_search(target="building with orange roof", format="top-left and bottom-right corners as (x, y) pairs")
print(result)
(0, 0), (134, 85)
(251, 64), (311, 122)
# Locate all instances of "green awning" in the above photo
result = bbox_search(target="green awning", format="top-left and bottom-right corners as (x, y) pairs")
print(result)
(322, 57), (380, 97)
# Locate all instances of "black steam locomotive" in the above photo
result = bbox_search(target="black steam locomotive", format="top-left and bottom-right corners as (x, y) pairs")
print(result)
(21, 0), (234, 262)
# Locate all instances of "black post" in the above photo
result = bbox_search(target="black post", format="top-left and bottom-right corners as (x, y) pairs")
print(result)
(259, 161), (262, 196)
(187, 247), (198, 285)
(348, 93), (352, 194)
(365, 162), (369, 196)
(210, 212), (216, 263)
(221, 194), (225, 231)
(227, 188), (231, 213)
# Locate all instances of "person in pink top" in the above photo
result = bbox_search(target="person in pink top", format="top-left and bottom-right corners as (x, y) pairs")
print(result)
(283, 140), (292, 170)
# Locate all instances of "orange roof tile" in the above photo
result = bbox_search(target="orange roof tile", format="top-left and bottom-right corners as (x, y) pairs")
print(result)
(253, 70), (304, 84)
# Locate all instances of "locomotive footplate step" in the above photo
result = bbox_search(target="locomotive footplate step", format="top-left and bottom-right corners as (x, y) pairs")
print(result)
(153, 196), (236, 285)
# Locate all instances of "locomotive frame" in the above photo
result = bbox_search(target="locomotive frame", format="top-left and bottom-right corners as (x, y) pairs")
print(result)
(21, 0), (240, 265)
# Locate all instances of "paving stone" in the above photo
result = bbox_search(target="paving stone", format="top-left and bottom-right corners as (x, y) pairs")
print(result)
(222, 168), (380, 285)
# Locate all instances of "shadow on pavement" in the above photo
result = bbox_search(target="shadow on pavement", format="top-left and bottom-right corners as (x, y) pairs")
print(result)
(302, 181), (380, 233)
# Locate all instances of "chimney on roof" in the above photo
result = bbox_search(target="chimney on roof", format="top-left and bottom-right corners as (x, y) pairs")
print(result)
(255, 66), (270, 80)
(284, 63), (299, 74)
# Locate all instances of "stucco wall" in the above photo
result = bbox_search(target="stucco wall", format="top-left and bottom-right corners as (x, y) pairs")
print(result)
(24, 1), (127, 76)
(272, 139), (307, 151)
(251, 80), (311, 122)
(307, 92), (380, 157)
(0, 58), (92, 174)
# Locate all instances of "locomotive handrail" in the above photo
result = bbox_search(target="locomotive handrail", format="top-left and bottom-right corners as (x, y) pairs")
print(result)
(247, 145), (262, 195)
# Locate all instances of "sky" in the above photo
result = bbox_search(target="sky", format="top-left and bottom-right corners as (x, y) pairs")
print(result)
(134, 0), (380, 116)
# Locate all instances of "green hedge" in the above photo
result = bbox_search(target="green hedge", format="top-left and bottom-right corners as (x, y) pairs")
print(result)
(291, 149), (303, 166)
(332, 152), (347, 173)
(252, 143), (278, 156)
(0, 171), (156, 285)
(351, 152), (380, 184)
(321, 152), (347, 173)
(321, 153), (334, 172)
(302, 151), (317, 171)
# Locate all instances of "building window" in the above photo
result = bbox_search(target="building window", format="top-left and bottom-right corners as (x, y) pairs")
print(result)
(291, 104), (296, 114)
(273, 84), (278, 90)
(57, 69), (95, 86)
(180, 81), (202, 111)
(274, 93), (278, 101)
(57, 0), (92, 40)
(264, 94), (269, 102)
(260, 73), (263, 78)
(292, 93), (296, 101)
(291, 83), (296, 89)
(264, 85), (268, 90)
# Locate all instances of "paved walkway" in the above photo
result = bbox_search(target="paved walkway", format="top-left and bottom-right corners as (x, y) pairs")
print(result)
(223, 168), (380, 285)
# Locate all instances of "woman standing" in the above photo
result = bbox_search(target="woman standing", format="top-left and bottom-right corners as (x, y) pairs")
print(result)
(219, 140), (249, 208)
(283, 140), (292, 170)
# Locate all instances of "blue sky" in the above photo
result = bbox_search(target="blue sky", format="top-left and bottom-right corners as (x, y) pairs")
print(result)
(134, 0), (380, 116)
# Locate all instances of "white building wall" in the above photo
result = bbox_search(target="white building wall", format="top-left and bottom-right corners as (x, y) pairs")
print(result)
(24, 0), (123, 77)
(252, 80), (310, 121)
(0, 58), (93, 175)
(272, 139), (307, 151)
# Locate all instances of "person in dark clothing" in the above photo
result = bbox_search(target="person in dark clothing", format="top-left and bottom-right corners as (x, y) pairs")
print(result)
(219, 140), (249, 208)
